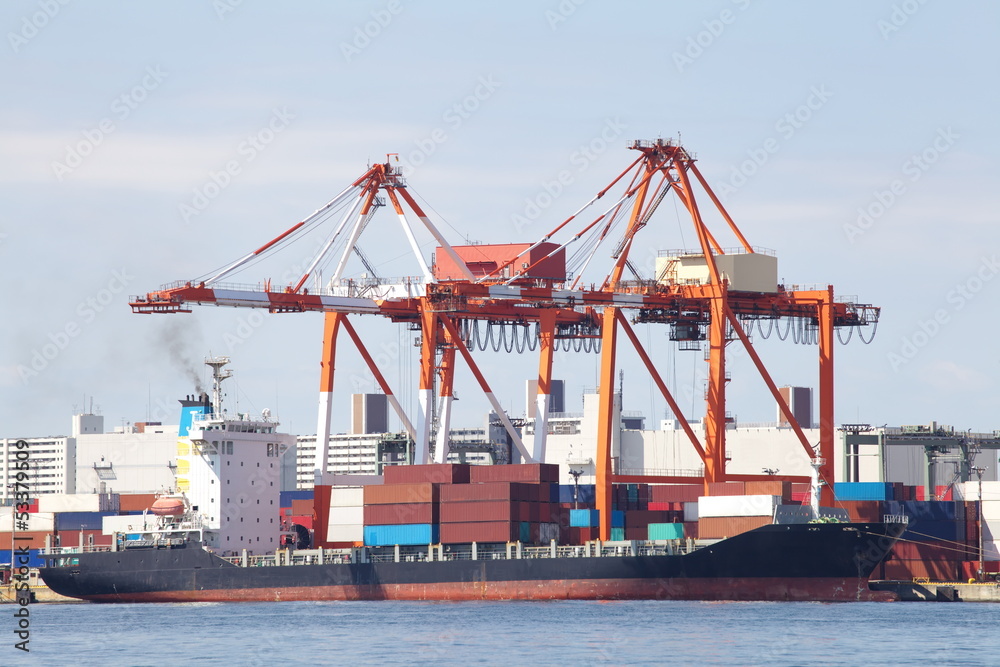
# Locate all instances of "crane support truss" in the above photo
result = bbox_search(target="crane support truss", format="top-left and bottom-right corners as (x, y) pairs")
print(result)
(131, 139), (879, 536)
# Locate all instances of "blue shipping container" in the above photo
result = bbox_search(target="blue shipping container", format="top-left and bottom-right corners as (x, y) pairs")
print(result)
(883, 500), (956, 522)
(519, 521), (530, 543)
(558, 485), (596, 504)
(902, 520), (960, 543)
(279, 490), (314, 507)
(834, 482), (893, 501)
(612, 510), (625, 528)
(55, 511), (116, 531)
(363, 524), (438, 546)
(569, 509), (600, 527)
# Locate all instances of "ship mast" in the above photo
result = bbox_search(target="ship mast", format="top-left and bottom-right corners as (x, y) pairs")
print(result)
(205, 356), (233, 415)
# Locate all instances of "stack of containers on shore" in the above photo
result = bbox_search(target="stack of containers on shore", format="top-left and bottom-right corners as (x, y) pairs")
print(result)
(440, 463), (560, 545)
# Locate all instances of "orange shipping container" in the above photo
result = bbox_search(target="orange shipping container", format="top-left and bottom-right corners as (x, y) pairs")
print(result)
(0, 531), (50, 550)
(118, 493), (157, 513)
(745, 480), (792, 501)
(291, 498), (313, 516)
(697, 516), (770, 539)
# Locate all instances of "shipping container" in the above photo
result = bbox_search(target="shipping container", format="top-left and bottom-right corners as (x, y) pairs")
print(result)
(624, 525), (647, 541)
(539, 522), (560, 544)
(363, 503), (438, 525)
(611, 510), (625, 528)
(562, 526), (599, 544)
(102, 514), (155, 535)
(439, 501), (527, 524)
(55, 529), (112, 548)
(834, 482), (893, 501)
(469, 463), (559, 484)
(440, 482), (534, 503)
(697, 516), (771, 539)
(363, 523), (438, 546)
(290, 515), (313, 531)
(569, 509), (600, 527)
(0, 531), (49, 550)
(683, 502), (699, 523)
(439, 521), (519, 544)
(624, 510), (674, 527)
(707, 482), (746, 496)
(839, 500), (882, 522)
(650, 485), (703, 503)
(364, 483), (439, 505)
(648, 523), (685, 540)
(383, 463), (471, 485)
(901, 520), (960, 544)
(328, 505), (364, 526)
(745, 480), (792, 500)
(328, 486), (365, 507)
(279, 490), (315, 506)
(326, 523), (364, 543)
(558, 484), (596, 504)
(290, 498), (313, 517)
(55, 511), (117, 531)
(883, 500), (957, 522)
(0, 509), (54, 532)
(118, 493), (157, 513)
(698, 495), (780, 518)
(610, 527), (625, 541)
(38, 493), (118, 513)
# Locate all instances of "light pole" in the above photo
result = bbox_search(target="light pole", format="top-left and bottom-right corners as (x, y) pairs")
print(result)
(972, 466), (985, 582)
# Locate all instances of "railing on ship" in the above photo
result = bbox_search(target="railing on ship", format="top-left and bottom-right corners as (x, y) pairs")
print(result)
(217, 540), (710, 568)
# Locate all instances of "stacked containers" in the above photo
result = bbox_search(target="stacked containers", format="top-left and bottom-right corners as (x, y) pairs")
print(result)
(363, 482), (440, 546)
(439, 481), (535, 544)
(697, 495), (781, 539)
(325, 486), (364, 546)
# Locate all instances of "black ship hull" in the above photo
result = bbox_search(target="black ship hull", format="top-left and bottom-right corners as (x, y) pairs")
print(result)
(39, 523), (903, 603)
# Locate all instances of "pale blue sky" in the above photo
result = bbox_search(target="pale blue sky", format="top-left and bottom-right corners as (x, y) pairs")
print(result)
(1, 1), (997, 440)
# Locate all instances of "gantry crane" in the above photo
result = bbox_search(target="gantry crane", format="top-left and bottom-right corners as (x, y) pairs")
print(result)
(131, 138), (879, 540)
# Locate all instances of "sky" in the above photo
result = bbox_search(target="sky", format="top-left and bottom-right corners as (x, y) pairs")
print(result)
(1, 1), (998, 441)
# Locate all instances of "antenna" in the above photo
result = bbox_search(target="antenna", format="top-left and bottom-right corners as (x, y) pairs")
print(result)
(204, 356), (233, 415)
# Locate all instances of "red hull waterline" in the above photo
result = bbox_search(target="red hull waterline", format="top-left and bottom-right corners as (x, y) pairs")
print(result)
(78, 578), (898, 603)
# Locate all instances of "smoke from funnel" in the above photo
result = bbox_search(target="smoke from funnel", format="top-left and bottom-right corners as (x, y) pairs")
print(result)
(155, 319), (205, 394)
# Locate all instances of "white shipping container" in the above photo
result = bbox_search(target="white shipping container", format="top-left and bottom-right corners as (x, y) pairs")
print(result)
(327, 523), (364, 542)
(329, 487), (365, 508)
(102, 514), (156, 535)
(539, 522), (559, 543)
(698, 495), (781, 518)
(38, 494), (103, 513)
(328, 505), (364, 526)
(683, 502), (699, 523)
(956, 481), (1000, 502)
(980, 500), (1000, 522)
(0, 508), (54, 532)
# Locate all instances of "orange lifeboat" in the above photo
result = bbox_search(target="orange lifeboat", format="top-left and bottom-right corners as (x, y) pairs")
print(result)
(150, 497), (185, 516)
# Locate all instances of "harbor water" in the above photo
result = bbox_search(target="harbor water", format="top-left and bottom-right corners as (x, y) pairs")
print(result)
(9, 599), (1000, 665)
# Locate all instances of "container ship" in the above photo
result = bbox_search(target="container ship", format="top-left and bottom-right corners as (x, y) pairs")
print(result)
(37, 360), (904, 603)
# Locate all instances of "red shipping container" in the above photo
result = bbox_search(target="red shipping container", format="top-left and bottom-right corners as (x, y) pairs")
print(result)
(650, 485), (702, 503)
(469, 463), (559, 484)
(625, 510), (674, 527)
(625, 525), (648, 540)
(364, 483), (438, 505)
(119, 493), (157, 512)
(839, 500), (882, 522)
(891, 539), (964, 561)
(439, 500), (522, 523)
(364, 503), (438, 525)
(697, 516), (770, 539)
(682, 522), (699, 540)
(312, 484), (331, 546)
(55, 529), (112, 548)
(561, 526), (599, 544)
(648, 502), (672, 511)
(290, 515), (313, 530)
(936, 486), (954, 501)
(291, 498), (313, 516)
(440, 482), (533, 503)
(707, 482), (746, 496)
(383, 463), (471, 485)
(439, 521), (518, 544)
